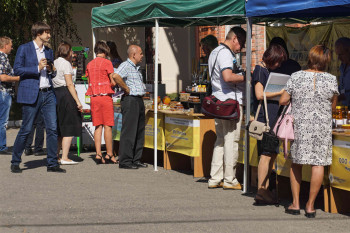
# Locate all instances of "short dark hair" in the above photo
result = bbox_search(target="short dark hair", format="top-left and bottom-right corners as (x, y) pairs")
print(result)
(262, 44), (288, 69)
(226, 27), (246, 49)
(200, 35), (218, 51)
(57, 42), (72, 60)
(94, 40), (110, 56)
(307, 45), (331, 71)
(270, 37), (289, 58)
(31, 22), (51, 39)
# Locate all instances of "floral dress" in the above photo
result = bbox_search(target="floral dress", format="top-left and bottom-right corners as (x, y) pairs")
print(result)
(285, 71), (339, 166)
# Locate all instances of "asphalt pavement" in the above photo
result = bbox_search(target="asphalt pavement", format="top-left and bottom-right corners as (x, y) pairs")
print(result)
(0, 128), (349, 233)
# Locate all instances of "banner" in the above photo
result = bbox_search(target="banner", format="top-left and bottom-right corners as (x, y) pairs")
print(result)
(144, 112), (165, 150)
(112, 112), (122, 141)
(330, 135), (350, 191)
(266, 22), (350, 77)
(165, 116), (200, 157)
(238, 126), (259, 167)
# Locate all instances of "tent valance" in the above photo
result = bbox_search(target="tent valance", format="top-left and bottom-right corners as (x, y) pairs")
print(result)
(246, 0), (350, 18)
(91, 0), (245, 28)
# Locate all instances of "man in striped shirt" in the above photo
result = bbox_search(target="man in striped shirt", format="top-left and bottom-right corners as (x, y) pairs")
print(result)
(115, 45), (147, 169)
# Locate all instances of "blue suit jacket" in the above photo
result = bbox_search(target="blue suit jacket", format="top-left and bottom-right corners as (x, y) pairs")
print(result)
(14, 41), (54, 104)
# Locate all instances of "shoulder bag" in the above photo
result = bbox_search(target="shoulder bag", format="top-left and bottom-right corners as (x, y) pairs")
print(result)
(273, 103), (294, 157)
(248, 92), (269, 140)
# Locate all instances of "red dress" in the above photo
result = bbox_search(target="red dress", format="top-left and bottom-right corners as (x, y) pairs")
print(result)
(86, 57), (115, 126)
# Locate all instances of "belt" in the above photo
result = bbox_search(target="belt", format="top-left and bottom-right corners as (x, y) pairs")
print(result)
(39, 87), (52, 92)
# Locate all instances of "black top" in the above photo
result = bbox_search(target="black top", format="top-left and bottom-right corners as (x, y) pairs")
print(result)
(252, 59), (301, 127)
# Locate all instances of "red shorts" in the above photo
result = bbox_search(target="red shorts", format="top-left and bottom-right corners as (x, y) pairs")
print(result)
(90, 95), (114, 126)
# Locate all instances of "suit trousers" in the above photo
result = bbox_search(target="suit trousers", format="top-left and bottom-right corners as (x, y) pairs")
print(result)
(11, 90), (58, 167)
(119, 95), (145, 165)
(208, 105), (243, 187)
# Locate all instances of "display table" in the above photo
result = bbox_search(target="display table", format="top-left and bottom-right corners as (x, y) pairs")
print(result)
(324, 132), (350, 213)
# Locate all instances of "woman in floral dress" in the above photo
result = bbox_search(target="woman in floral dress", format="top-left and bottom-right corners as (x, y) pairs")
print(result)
(280, 45), (338, 218)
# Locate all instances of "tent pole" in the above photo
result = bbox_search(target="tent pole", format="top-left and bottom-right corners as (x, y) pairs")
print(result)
(243, 17), (252, 194)
(153, 18), (159, 171)
(92, 28), (96, 58)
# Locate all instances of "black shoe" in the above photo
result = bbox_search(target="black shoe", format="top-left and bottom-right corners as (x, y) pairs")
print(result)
(305, 210), (316, 218)
(0, 149), (11, 155)
(24, 148), (33, 156)
(285, 206), (301, 215)
(47, 166), (66, 173)
(34, 149), (45, 156)
(133, 162), (148, 168)
(119, 164), (138, 169)
(11, 165), (22, 173)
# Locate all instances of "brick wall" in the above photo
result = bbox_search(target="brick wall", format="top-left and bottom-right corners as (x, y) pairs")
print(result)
(196, 25), (266, 71)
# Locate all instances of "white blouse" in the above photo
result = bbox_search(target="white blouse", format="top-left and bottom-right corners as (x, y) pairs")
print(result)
(53, 57), (74, 88)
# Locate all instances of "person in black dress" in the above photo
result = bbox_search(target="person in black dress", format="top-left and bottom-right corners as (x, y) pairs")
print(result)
(252, 42), (300, 205)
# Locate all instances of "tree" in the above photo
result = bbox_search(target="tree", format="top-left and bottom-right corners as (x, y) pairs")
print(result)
(0, 0), (81, 57)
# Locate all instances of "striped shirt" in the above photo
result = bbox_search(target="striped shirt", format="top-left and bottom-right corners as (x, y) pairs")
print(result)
(115, 58), (145, 96)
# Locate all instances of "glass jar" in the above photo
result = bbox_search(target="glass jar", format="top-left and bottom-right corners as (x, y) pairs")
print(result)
(335, 106), (343, 128)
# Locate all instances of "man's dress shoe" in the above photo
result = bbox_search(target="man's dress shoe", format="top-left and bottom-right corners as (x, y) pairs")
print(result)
(47, 166), (66, 173)
(119, 164), (138, 169)
(133, 162), (148, 168)
(11, 165), (22, 173)
(24, 148), (33, 156)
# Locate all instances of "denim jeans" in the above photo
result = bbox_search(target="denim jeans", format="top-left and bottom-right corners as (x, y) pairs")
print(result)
(25, 113), (45, 152)
(11, 90), (58, 167)
(0, 90), (12, 151)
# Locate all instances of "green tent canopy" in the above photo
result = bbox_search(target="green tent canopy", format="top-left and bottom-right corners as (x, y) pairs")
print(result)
(91, 0), (245, 28)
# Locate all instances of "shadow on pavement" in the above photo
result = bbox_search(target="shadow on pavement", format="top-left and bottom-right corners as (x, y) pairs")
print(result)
(22, 158), (46, 170)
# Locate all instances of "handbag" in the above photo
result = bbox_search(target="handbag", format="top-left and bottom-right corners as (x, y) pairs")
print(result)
(248, 93), (269, 140)
(273, 103), (294, 157)
(201, 47), (240, 120)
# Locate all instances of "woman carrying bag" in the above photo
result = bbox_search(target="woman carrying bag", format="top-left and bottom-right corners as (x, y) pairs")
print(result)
(280, 45), (338, 218)
(252, 44), (288, 205)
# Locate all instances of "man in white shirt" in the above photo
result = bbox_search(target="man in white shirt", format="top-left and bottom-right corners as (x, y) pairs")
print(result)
(208, 27), (246, 190)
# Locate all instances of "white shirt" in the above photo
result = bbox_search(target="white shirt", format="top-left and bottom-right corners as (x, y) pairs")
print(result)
(33, 41), (50, 88)
(53, 57), (74, 88)
(208, 44), (245, 104)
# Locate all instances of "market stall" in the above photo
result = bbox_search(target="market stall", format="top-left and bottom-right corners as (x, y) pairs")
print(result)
(91, 0), (249, 184)
(245, 0), (350, 213)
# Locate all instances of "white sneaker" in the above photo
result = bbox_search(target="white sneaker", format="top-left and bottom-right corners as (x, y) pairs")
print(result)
(60, 160), (78, 165)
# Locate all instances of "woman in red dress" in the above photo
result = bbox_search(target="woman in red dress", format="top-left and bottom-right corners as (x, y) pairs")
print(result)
(85, 41), (118, 164)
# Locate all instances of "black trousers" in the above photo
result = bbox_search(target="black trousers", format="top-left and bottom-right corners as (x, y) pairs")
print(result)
(119, 95), (145, 165)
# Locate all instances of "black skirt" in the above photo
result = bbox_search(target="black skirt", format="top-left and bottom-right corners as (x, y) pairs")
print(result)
(54, 86), (82, 137)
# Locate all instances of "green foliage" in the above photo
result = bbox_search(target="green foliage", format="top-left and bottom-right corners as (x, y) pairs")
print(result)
(0, 0), (81, 60)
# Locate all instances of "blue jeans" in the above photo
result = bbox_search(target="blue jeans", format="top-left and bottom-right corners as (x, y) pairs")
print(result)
(25, 113), (45, 152)
(11, 90), (58, 167)
(0, 90), (12, 151)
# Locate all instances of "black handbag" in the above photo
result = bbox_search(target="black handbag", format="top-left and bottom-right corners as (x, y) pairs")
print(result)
(261, 131), (280, 153)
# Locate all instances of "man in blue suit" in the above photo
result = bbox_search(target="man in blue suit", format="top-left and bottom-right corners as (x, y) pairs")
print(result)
(11, 22), (65, 173)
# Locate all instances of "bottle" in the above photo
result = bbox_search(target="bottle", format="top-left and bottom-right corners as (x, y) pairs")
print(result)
(343, 106), (349, 124)
(335, 106), (343, 128)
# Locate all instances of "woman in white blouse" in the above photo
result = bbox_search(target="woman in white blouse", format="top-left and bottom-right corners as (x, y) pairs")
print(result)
(53, 42), (82, 165)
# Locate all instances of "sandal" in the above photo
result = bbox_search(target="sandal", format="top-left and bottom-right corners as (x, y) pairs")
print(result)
(95, 154), (105, 164)
(285, 204), (301, 215)
(305, 210), (316, 218)
(105, 154), (118, 164)
(254, 194), (279, 206)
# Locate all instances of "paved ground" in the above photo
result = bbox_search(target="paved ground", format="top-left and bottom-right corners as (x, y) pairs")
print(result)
(0, 128), (349, 233)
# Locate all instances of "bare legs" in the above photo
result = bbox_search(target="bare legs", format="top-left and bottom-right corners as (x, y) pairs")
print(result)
(57, 136), (75, 162)
(256, 154), (277, 202)
(289, 163), (324, 212)
(94, 125), (115, 163)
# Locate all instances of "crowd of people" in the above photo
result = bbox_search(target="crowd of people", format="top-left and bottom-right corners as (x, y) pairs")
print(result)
(1, 21), (349, 218)
(1, 21), (148, 173)
(205, 26), (349, 219)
